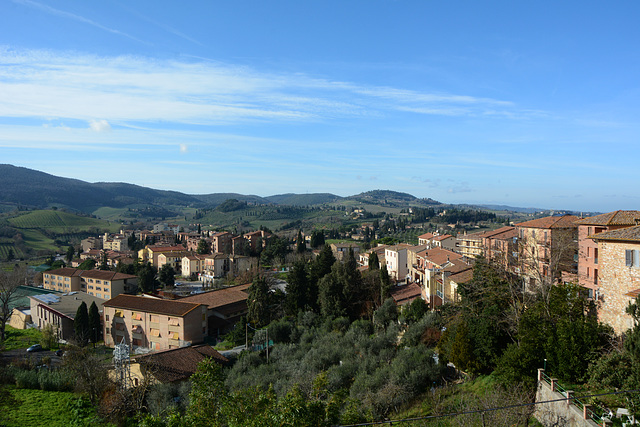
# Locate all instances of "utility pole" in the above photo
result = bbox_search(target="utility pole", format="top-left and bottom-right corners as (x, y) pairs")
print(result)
(266, 328), (269, 363)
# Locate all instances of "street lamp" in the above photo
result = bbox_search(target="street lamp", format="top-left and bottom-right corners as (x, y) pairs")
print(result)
(544, 358), (547, 371)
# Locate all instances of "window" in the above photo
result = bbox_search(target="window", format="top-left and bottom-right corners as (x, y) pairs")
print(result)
(626, 250), (640, 268)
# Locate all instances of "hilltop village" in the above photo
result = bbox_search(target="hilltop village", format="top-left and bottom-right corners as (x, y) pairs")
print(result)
(4, 209), (640, 425)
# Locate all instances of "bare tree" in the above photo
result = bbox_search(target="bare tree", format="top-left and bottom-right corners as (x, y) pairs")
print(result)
(516, 228), (578, 314)
(0, 266), (25, 342)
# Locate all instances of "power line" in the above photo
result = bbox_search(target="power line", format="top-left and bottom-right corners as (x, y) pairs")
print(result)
(339, 389), (640, 426)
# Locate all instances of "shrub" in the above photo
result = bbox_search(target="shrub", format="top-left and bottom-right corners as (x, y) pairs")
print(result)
(14, 369), (39, 389)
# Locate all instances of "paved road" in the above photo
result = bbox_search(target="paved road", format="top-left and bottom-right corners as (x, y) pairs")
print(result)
(0, 348), (63, 366)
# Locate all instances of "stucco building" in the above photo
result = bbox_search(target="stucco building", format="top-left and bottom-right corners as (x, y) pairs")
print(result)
(103, 294), (208, 350)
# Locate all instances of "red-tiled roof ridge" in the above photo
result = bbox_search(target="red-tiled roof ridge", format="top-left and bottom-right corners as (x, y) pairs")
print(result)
(103, 294), (204, 317)
(134, 345), (228, 383)
(590, 225), (640, 242)
(179, 283), (250, 309)
(515, 215), (578, 229)
(575, 210), (640, 226)
(147, 245), (186, 252)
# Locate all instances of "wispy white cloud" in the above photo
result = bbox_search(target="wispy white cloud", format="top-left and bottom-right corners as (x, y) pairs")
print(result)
(10, 0), (150, 45)
(0, 47), (526, 128)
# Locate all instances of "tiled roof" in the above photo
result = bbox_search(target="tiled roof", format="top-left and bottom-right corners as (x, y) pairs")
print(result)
(417, 247), (462, 266)
(390, 283), (422, 305)
(148, 245), (186, 252)
(574, 210), (640, 226)
(46, 267), (83, 277)
(590, 225), (640, 242)
(418, 233), (434, 240)
(515, 215), (579, 229)
(47, 267), (136, 281)
(80, 270), (137, 281)
(103, 294), (204, 317)
(135, 345), (228, 383)
(180, 284), (250, 310)
(478, 226), (516, 239)
(385, 243), (412, 252)
(433, 234), (454, 241)
(449, 269), (473, 284)
(444, 257), (475, 274)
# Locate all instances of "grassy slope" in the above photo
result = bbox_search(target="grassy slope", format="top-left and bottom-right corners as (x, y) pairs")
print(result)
(1, 387), (85, 427)
(1, 326), (43, 350)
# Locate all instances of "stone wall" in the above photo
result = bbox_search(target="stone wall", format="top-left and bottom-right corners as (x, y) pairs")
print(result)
(534, 371), (602, 427)
(598, 241), (640, 334)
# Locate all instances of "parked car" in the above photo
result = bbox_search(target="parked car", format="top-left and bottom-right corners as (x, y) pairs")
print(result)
(26, 344), (42, 352)
(55, 349), (64, 357)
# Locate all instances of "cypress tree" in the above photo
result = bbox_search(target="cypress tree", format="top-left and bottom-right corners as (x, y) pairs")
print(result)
(74, 301), (90, 346)
(88, 301), (101, 343)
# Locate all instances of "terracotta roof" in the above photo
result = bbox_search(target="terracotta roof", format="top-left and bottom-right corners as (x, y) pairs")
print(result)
(574, 210), (640, 226)
(80, 270), (137, 281)
(390, 283), (422, 305)
(135, 345), (227, 383)
(418, 233), (434, 240)
(449, 268), (473, 284)
(147, 245), (186, 252)
(179, 284), (250, 309)
(444, 257), (475, 274)
(477, 226), (516, 239)
(385, 243), (412, 252)
(46, 267), (83, 277)
(47, 267), (136, 281)
(515, 215), (579, 229)
(103, 294), (204, 317)
(417, 247), (462, 267)
(590, 226), (640, 242)
(433, 234), (454, 241)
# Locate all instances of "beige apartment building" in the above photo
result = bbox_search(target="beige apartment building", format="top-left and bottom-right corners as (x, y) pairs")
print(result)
(43, 268), (137, 299)
(103, 294), (208, 350)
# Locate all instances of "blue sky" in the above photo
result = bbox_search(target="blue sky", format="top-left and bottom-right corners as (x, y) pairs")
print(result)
(1, 0), (639, 212)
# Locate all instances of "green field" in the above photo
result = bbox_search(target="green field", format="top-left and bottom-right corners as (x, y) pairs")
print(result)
(8, 210), (116, 232)
(0, 210), (120, 258)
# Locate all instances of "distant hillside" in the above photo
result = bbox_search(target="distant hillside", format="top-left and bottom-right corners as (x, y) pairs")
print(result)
(7, 210), (111, 230)
(0, 165), (203, 212)
(193, 193), (271, 207)
(0, 209), (119, 259)
(347, 190), (440, 206)
(265, 193), (342, 206)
